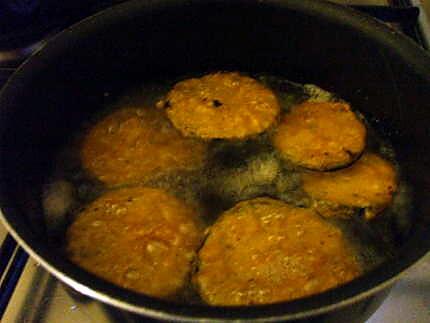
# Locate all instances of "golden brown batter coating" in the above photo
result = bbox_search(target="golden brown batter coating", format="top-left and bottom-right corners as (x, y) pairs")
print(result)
(273, 101), (366, 170)
(302, 153), (398, 220)
(81, 107), (207, 186)
(164, 72), (280, 139)
(194, 198), (362, 305)
(66, 187), (203, 298)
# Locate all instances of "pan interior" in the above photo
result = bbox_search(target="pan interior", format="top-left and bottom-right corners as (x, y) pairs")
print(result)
(0, 0), (430, 320)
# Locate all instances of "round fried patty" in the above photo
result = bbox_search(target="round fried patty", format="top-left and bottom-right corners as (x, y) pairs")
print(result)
(302, 153), (398, 220)
(273, 102), (366, 170)
(194, 197), (362, 305)
(164, 72), (280, 139)
(66, 187), (203, 298)
(81, 107), (207, 186)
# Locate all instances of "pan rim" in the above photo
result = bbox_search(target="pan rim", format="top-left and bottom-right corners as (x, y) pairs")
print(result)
(1, 0), (430, 320)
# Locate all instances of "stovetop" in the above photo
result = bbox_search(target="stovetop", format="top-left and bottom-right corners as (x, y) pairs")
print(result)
(0, 1), (429, 322)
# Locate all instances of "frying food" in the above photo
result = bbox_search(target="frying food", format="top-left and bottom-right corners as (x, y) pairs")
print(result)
(302, 153), (398, 220)
(194, 197), (362, 305)
(81, 107), (207, 186)
(66, 187), (203, 298)
(163, 72), (280, 139)
(273, 101), (366, 170)
(56, 73), (404, 305)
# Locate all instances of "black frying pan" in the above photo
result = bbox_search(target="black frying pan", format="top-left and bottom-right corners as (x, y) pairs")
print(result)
(0, 0), (430, 321)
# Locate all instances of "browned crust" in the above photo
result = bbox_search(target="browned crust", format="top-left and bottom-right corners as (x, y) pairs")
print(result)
(194, 197), (362, 305)
(81, 107), (207, 186)
(302, 153), (398, 220)
(66, 187), (203, 298)
(164, 72), (280, 139)
(273, 101), (366, 170)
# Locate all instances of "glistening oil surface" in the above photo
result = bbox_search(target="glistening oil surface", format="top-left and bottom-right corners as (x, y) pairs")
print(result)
(42, 73), (412, 304)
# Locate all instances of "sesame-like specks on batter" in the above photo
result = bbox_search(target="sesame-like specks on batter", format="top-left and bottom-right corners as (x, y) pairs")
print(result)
(81, 107), (207, 186)
(273, 101), (366, 170)
(54, 73), (408, 306)
(66, 187), (204, 299)
(164, 72), (280, 139)
(194, 197), (362, 305)
(302, 153), (398, 220)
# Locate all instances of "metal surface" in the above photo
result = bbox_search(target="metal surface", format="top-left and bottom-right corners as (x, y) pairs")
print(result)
(0, 0), (429, 322)
(411, 0), (430, 48)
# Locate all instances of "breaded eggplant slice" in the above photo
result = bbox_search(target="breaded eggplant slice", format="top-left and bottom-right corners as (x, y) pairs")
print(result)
(302, 153), (398, 220)
(194, 197), (362, 305)
(273, 102), (366, 170)
(66, 187), (203, 299)
(163, 72), (280, 139)
(81, 107), (207, 186)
